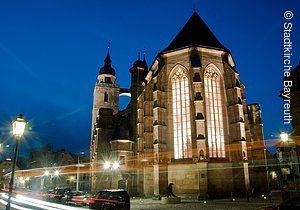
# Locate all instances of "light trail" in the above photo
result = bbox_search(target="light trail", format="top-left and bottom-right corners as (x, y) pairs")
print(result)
(0, 193), (86, 210)
(15, 195), (57, 210)
(15, 195), (86, 210)
(6, 135), (300, 178)
(1, 193), (35, 210)
(0, 199), (33, 210)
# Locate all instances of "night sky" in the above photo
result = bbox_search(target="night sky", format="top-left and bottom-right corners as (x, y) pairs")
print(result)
(0, 0), (299, 157)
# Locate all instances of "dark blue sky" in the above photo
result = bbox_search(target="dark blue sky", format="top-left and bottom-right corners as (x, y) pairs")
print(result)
(0, 0), (299, 156)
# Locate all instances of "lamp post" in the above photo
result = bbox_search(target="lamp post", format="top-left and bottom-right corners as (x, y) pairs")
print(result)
(264, 148), (272, 202)
(263, 148), (270, 188)
(54, 170), (60, 188)
(277, 132), (297, 199)
(281, 132), (290, 184)
(277, 132), (289, 188)
(76, 152), (85, 191)
(103, 161), (119, 188)
(41, 170), (50, 190)
(6, 114), (27, 210)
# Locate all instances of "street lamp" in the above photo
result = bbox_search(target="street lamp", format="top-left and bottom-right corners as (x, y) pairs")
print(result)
(103, 161), (119, 188)
(112, 162), (119, 170)
(53, 170), (60, 189)
(6, 114), (27, 210)
(54, 170), (60, 176)
(44, 170), (50, 176)
(280, 132), (289, 142)
(76, 152), (85, 191)
(104, 162), (111, 169)
(264, 148), (270, 193)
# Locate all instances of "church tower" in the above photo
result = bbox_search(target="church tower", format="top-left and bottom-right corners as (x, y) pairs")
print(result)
(90, 48), (120, 192)
(90, 47), (120, 156)
(130, 52), (148, 140)
(92, 49), (119, 122)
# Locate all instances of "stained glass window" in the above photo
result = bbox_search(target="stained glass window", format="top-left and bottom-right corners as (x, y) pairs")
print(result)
(204, 67), (225, 158)
(172, 68), (192, 159)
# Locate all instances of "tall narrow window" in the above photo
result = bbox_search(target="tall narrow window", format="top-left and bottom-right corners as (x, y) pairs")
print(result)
(104, 92), (108, 102)
(172, 68), (192, 159)
(204, 67), (225, 158)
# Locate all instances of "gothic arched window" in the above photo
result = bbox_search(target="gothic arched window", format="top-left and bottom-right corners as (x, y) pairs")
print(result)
(204, 67), (225, 158)
(172, 68), (192, 159)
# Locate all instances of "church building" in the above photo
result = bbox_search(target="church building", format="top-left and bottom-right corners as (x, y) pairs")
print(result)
(90, 12), (266, 199)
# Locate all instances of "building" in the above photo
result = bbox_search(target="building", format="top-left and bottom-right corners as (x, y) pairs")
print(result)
(26, 146), (89, 191)
(278, 63), (300, 196)
(0, 158), (17, 189)
(289, 63), (300, 171)
(90, 12), (266, 198)
(288, 63), (300, 136)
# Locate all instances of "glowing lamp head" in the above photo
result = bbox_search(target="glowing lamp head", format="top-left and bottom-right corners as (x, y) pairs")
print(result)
(54, 170), (60, 176)
(103, 162), (111, 169)
(44, 170), (50, 176)
(280, 132), (289, 142)
(112, 161), (119, 170)
(12, 114), (27, 138)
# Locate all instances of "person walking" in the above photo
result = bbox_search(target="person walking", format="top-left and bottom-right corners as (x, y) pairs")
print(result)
(166, 183), (177, 197)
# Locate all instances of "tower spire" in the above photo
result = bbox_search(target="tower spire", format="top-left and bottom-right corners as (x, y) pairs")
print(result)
(108, 40), (111, 50)
(142, 47), (148, 70)
(99, 40), (115, 76)
(104, 40), (112, 67)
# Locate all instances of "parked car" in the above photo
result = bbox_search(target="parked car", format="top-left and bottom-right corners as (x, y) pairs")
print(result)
(48, 188), (71, 203)
(89, 189), (130, 210)
(62, 191), (88, 206)
(259, 196), (300, 210)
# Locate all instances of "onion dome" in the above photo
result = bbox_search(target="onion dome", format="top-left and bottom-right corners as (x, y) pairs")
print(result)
(99, 51), (116, 76)
(133, 52), (148, 70)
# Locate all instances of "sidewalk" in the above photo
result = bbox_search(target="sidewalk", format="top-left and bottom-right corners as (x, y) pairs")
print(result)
(130, 196), (280, 210)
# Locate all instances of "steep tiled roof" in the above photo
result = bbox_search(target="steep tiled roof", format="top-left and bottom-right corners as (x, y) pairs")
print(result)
(161, 12), (228, 53)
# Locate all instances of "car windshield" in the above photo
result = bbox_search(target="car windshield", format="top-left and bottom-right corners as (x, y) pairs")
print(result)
(109, 191), (129, 201)
(56, 188), (71, 195)
(71, 191), (84, 196)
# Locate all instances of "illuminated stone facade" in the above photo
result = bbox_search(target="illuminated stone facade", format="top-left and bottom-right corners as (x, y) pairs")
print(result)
(90, 12), (266, 198)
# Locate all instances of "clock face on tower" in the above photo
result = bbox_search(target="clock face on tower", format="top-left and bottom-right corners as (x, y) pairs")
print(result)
(105, 77), (111, 83)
